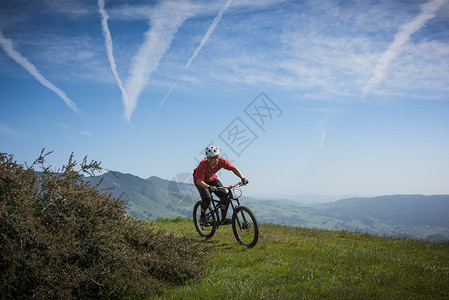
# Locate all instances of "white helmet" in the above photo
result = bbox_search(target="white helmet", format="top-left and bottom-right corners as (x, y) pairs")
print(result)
(205, 145), (220, 157)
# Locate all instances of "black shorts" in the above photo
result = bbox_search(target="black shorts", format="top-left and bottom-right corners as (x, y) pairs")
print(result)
(195, 179), (227, 210)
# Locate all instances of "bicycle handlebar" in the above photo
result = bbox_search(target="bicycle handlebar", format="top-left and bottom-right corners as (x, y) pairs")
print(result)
(221, 181), (245, 189)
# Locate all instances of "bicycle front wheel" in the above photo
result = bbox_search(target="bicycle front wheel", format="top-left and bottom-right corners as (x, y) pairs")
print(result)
(232, 206), (259, 248)
(193, 201), (216, 239)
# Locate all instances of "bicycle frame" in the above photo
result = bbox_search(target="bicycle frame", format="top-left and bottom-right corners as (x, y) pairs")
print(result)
(208, 184), (244, 228)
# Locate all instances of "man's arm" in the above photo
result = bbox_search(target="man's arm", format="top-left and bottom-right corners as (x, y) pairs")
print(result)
(196, 178), (211, 189)
(231, 167), (244, 179)
(232, 167), (248, 185)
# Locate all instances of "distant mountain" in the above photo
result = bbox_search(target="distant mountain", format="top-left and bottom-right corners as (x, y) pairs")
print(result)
(316, 195), (449, 228)
(307, 195), (449, 241)
(86, 172), (195, 220)
(85, 172), (449, 241)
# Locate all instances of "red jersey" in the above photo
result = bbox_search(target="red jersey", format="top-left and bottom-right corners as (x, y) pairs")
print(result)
(193, 157), (234, 185)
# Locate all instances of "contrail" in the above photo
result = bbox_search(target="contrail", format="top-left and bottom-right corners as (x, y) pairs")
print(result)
(124, 1), (194, 123)
(143, 0), (232, 129)
(184, 0), (232, 70)
(0, 31), (79, 113)
(317, 117), (327, 148)
(363, 0), (447, 97)
(97, 0), (128, 111)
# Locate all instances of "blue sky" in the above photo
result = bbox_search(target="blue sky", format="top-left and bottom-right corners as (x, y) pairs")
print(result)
(1, 0), (448, 198)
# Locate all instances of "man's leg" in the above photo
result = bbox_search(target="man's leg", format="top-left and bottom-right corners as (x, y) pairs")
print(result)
(206, 179), (230, 224)
(196, 185), (213, 225)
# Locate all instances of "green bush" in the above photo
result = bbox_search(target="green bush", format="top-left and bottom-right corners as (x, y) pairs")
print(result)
(0, 151), (208, 299)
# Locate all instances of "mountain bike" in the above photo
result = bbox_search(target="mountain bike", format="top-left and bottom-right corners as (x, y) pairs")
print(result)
(193, 182), (259, 248)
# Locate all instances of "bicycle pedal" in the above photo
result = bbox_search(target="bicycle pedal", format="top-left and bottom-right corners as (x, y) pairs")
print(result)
(221, 218), (232, 225)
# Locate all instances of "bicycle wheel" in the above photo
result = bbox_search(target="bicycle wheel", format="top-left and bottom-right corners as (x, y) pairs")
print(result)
(193, 201), (216, 238)
(232, 206), (259, 248)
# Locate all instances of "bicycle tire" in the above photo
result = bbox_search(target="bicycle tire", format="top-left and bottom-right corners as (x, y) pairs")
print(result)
(193, 201), (216, 238)
(232, 206), (259, 248)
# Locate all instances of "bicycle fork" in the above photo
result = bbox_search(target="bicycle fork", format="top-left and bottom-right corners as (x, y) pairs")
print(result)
(230, 198), (251, 230)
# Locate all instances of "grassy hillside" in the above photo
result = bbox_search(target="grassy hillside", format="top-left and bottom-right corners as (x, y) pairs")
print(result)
(146, 218), (449, 299)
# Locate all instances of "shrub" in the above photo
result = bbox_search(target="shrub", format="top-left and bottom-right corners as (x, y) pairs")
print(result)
(0, 151), (208, 299)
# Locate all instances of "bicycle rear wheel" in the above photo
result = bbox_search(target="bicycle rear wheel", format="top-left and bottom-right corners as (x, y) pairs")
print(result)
(193, 201), (216, 238)
(232, 206), (259, 248)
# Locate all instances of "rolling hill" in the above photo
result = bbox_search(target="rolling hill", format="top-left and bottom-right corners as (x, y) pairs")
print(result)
(86, 171), (449, 241)
(86, 172), (194, 220)
(246, 195), (449, 241)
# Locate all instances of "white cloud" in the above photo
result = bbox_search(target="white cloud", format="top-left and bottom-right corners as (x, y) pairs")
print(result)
(42, 0), (93, 17)
(204, 32), (374, 99)
(81, 131), (94, 137)
(107, 0), (283, 21)
(172, 0), (448, 102)
(377, 39), (449, 99)
(0, 123), (19, 136)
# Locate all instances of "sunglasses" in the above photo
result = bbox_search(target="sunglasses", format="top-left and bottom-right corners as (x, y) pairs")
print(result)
(207, 156), (219, 160)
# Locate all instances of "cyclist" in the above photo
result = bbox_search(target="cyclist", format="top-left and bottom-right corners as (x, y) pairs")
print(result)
(193, 145), (248, 226)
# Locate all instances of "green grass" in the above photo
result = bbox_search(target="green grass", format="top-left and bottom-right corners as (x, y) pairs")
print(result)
(146, 217), (449, 299)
